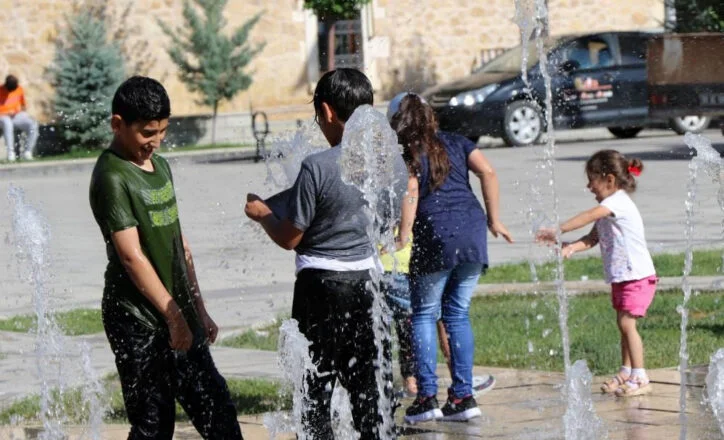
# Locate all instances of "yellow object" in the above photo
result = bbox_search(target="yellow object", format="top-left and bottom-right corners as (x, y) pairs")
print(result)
(380, 238), (411, 274)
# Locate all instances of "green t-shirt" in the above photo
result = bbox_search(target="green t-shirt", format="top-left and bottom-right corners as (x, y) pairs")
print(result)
(89, 149), (200, 332)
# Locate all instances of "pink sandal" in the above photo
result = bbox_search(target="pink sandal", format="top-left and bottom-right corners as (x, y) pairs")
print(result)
(615, 376), (652, 397)
(601, 372), (628, 393)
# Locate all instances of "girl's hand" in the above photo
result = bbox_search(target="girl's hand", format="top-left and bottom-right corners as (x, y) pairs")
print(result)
(561, 243), (576, 259)
(535, 227), (557, 244)
(488, 219), (514, 243)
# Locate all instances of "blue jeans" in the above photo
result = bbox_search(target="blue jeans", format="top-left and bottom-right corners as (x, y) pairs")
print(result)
(382, 273), (414, 378)
(411, 263), (482, 398)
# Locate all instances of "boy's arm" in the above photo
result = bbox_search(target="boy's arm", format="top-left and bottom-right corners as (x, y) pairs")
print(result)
(561, 225), (599, 258)
(468, 149), (513, 243)
(245, 193), (304, 250)
(181, 234), (218, 343)
(397, 175), (418, 249)
(111, 227), (193, 351)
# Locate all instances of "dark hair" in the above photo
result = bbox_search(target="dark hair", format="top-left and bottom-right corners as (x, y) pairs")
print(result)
(4, 75), (18, 92)
(112, 76), (171, 124)
(390, 94), (450, 191)
(586, 149), (643, 193)
(313, 68), (373, 122)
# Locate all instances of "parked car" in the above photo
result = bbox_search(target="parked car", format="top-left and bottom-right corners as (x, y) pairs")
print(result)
(647, 33), (724, 137)
(422, 31), (711, 146)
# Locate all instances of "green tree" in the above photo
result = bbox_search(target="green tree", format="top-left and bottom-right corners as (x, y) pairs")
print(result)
(158, 0), (264, 145)
(303, 0), (371, 21)
(674, 0), (724, 32)
(50, 12), (125, 151)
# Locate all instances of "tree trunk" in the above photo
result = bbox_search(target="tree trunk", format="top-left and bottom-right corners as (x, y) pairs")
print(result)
(664, 0), (677, 32)
(211, 101), (218, 146)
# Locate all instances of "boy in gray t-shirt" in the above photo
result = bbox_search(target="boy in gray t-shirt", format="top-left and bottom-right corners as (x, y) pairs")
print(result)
(245, 68), (405, 439)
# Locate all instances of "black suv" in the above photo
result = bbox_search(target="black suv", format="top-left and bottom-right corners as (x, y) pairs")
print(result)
(422, 31), (710, 146)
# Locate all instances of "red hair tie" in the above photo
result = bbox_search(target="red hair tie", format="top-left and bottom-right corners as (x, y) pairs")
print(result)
(628, 165), (641, 177)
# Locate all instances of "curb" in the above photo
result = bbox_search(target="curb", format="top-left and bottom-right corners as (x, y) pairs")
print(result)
(473, 275), (724, 296)
(0, 147), (261, 177)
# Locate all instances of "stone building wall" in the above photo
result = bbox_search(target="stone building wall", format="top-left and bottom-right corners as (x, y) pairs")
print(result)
(0, 0), (664, 125)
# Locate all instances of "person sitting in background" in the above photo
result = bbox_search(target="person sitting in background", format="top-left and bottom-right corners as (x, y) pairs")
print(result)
(0, 75), (39, 162)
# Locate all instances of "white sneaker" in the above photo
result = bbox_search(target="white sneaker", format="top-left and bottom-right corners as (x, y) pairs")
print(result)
(7, 154), (16, 162)
(22, 151), (33, 161)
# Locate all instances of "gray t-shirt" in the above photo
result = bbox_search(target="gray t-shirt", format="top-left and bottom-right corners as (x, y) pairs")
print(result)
(287, 146), (407, 261)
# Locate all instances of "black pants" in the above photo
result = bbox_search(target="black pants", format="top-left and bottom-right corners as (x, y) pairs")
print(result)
(104, 312), (242, 440)
(293, 269), (395, 439)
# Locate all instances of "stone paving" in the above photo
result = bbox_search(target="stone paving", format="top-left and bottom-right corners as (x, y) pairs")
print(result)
(1, 363), (721, 439)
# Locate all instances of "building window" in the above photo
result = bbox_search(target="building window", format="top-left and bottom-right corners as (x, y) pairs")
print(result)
(318, 16), (364, 72)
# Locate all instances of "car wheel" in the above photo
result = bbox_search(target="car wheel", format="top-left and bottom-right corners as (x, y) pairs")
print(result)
(502, 100), (543, 147)
(608, 127), (643, 139)
(669, 115), (710, 135)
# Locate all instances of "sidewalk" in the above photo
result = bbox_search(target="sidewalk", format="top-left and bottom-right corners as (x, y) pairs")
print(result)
(1, 364), (719, 439)
(1, 275), (720, 407)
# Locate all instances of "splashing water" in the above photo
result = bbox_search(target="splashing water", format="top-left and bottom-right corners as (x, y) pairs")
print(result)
(264, 319), (320, 439)
(9, 184), (67, 439)
(9, 185), (107, 439)
(513, 0), (606, 437)
(339, 104), (404, 439)
(264, 121), (328, 188)
(706, 349), (724, 435)
(563, 360), (607, 439)
(679, 133), (724, 439)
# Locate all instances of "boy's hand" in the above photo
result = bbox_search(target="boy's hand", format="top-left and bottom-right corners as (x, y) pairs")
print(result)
(200, 311), (219, 344)
(488, 220), (514, 243)
(245, 193), (272, 222)
(166, 314), (194, 352)
(535, 227), (557, 244)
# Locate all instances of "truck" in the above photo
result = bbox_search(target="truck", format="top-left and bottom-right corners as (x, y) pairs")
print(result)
(647, 33), (724, 136)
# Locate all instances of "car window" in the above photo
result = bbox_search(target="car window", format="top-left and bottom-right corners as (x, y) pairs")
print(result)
(557, 38), (615, 70)
(618, 35), (648, 66)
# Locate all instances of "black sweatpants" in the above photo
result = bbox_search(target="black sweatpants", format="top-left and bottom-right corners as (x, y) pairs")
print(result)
(293, 268), (395, 439)
(104, 312), (243, 440)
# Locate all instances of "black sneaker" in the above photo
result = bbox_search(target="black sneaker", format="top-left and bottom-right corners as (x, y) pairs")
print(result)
(439, 395), (482, 422)
(404, 395), (443, 424)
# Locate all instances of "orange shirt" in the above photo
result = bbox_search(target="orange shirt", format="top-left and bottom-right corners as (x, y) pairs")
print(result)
(0, 85), (26, 115)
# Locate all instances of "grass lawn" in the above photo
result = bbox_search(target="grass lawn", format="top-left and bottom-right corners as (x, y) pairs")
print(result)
(0, 143), (252, 164)
(0, 309), (103, 335)
(484, 248), (723, 283)
(0, 375), (289, 424)
(221, 290), (723, 376)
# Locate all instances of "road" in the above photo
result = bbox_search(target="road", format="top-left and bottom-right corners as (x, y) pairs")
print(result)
(1, 127), (722, 330)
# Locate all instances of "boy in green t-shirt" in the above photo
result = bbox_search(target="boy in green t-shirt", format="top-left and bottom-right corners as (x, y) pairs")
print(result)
(89, 76), (242, 440)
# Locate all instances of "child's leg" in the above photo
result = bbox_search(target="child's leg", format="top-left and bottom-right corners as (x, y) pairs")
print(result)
(337, 273), (393, 439)
(104, 316), (176, 439)
(174, 337), (243, 440)
(617, 312), (645, 371)
(437, 319), (452, 376)
(617, 310), (632, 368)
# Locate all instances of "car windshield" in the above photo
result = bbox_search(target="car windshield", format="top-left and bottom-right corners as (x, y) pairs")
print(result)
(475, 38), (563, 74)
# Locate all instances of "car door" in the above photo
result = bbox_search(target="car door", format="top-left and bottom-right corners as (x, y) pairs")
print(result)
(615, 34), (650, 124)
(552, 34), (621, 127)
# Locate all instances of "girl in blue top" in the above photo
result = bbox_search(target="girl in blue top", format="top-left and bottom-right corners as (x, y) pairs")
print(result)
(390, 94), (513, 423)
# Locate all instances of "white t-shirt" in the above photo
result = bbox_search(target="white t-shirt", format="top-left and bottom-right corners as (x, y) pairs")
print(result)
(295, 254), (381, 275)
(595, 190), (656, 283)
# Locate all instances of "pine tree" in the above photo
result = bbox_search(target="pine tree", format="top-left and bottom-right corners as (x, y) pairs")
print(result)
(50, 12), (125, 151)
(158, 0), (264, 145)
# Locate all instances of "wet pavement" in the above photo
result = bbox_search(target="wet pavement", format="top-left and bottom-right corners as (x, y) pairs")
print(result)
(1, 363), (721, 439)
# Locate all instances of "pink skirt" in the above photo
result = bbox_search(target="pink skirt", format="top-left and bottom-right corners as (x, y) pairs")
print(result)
(611, 275), (657, 317)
